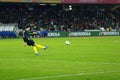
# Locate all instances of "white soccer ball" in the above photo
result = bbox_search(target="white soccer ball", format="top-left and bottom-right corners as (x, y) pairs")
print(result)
(65, 40), (70, 45)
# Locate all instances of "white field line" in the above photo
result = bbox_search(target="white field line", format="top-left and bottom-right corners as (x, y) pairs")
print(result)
(0, 58), (120, 65)
(18, 70), (120, 80)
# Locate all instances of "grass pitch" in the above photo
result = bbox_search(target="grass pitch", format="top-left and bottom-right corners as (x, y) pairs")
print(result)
(0, 36), (120, 80)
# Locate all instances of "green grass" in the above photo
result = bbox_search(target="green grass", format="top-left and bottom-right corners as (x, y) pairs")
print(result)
(0, 36), (120, 80)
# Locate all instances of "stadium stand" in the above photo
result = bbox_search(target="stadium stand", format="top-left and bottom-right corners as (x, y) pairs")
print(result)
(0, 24), (17, 38)
(0, 2), (119, 38)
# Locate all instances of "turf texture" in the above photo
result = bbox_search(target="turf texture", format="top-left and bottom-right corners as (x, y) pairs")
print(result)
(0, 36), (120, 80)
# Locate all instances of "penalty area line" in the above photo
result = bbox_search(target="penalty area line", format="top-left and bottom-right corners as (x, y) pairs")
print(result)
(18, 70), (120, 80)
(0, 59), (120, 65)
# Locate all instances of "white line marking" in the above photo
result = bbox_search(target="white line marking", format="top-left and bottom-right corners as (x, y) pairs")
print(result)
(0, 59), (120, 65)
(18, 71), (120, 80)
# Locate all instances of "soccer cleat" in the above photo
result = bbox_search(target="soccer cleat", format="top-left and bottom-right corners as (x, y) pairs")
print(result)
(44, 46), (48, 50)
(35, 53), (39, 55)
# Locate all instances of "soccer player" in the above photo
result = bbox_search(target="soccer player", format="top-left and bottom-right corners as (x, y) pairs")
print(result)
(23, 27), (48, 55)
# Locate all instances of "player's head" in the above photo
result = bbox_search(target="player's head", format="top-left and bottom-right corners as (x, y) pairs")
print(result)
(25, 27), (30, 31)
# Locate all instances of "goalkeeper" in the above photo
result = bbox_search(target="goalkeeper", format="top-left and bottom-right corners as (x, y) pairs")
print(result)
(23, 27), (48, 55)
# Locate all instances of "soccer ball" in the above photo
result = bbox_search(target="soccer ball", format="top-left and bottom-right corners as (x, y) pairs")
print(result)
(65, 40), (70, 45)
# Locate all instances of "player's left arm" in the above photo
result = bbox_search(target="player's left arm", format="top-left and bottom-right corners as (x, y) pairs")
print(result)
(24, 42), (27, 47)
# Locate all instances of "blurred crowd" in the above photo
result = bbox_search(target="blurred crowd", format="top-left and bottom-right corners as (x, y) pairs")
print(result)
(0, 3), (120, 32)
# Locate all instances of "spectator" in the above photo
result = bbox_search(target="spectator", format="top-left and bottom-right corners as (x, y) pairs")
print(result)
(0, 3), (119, 32)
